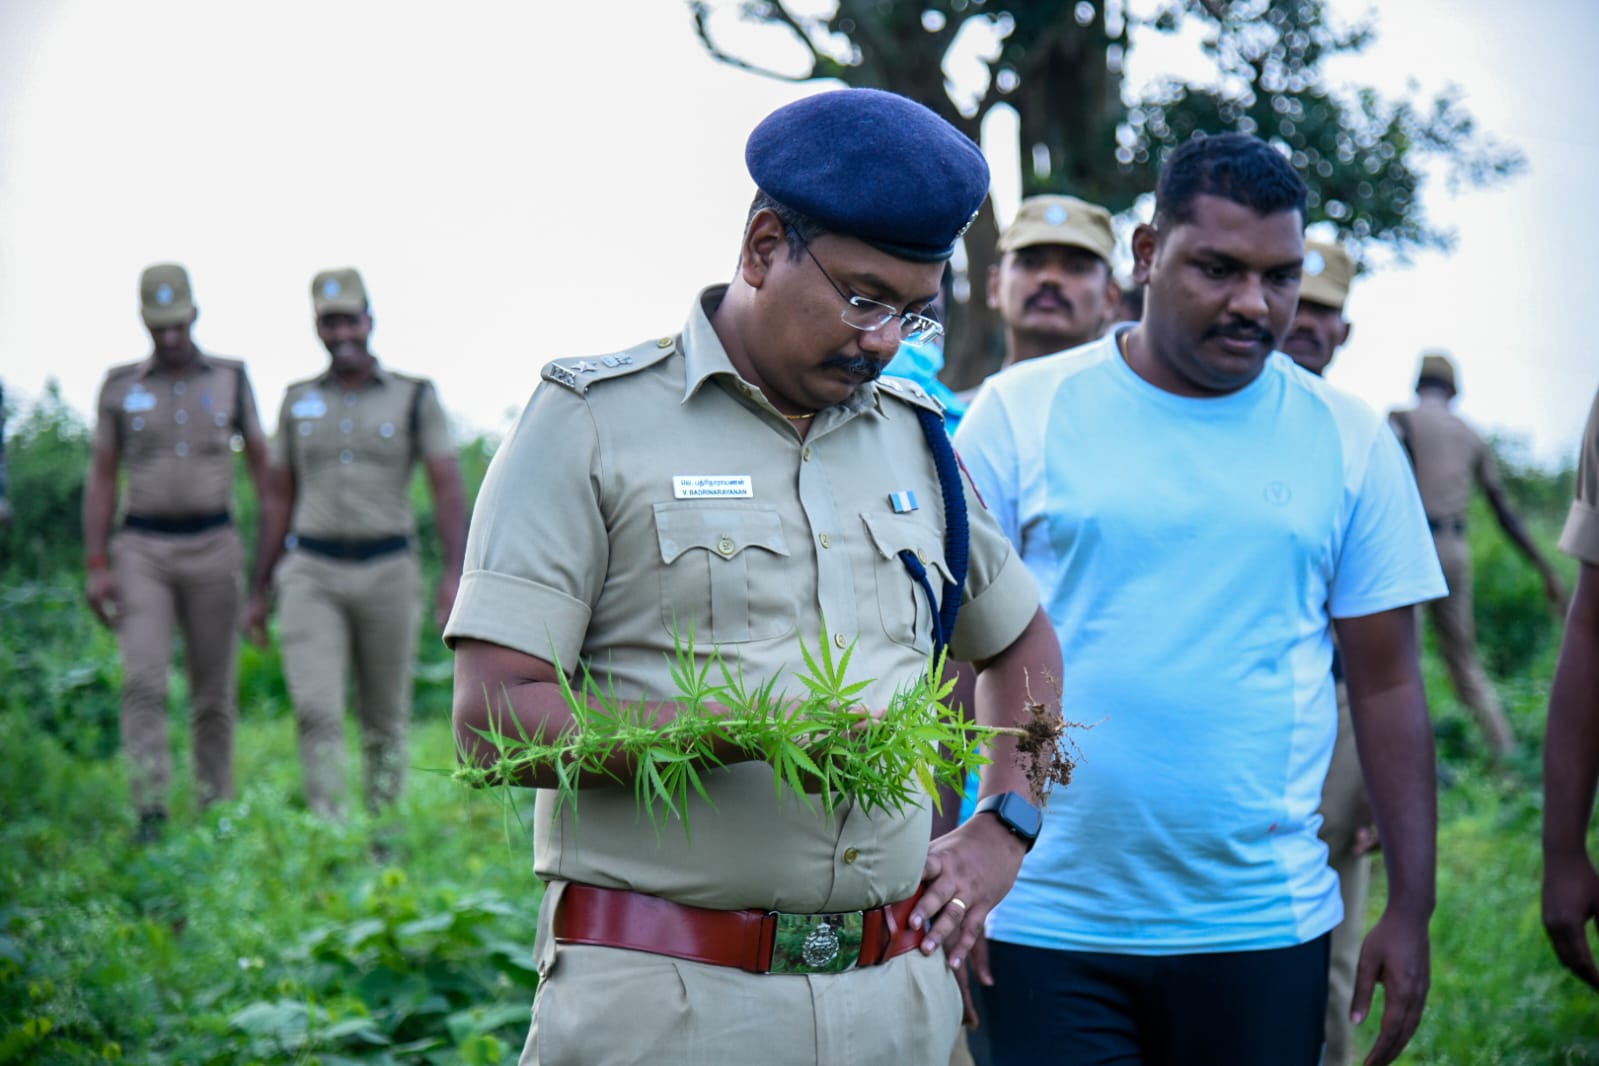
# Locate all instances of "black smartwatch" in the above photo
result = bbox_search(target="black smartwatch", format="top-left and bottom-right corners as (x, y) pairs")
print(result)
(972, 791), (1042, 853)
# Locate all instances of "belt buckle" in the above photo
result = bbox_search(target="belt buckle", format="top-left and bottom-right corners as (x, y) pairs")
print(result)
(767, 910), (865, 974)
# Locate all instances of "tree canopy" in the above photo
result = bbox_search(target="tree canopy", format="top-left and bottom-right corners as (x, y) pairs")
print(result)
(688, 0), (1523, 385)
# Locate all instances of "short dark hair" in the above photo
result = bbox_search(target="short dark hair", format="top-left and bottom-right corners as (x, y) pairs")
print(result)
(748, 189), (832, 260)
(1153, 133), (1307, 228)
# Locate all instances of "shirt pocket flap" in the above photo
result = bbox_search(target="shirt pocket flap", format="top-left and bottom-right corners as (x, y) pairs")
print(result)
(653, 503), (792, 565)
(859, 513), (955, 586)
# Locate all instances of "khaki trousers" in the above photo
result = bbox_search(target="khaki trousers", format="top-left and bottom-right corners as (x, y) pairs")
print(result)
(277, 548), (420, 819)
(1422, 529), (1513, 754)
(111, 525), (242, 814)
(519, 882), (963, 1065)
(1316, 682), (1367, 1066)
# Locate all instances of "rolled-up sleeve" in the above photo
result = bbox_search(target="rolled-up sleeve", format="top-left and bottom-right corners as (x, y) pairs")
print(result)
(443, 382), (607, 670)
(1558, 386), (1599, 564)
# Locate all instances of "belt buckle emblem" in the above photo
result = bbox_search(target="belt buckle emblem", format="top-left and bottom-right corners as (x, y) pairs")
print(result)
(769, 911), (865, 974)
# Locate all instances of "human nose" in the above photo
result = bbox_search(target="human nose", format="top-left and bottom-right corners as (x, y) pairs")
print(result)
(860, 318), (907, 355)
(1227, 275), (1269, 320)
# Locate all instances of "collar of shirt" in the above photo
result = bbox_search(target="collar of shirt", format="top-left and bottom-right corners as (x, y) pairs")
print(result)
(313, 358), (392, 389)
(678, 285), (882, 419)
(136, 349), (216, 379)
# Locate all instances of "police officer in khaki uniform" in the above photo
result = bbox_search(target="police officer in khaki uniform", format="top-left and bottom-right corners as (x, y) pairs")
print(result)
(245, 267), (467, 821)
(83, 263), (272, 840)
(446, 89), (1063, 1065)
(1542, 383), (1599, 989)
(1283, 240), (1374, 1066)
(1389, 352), (1568, 755)
(988, 194), (1121, 369)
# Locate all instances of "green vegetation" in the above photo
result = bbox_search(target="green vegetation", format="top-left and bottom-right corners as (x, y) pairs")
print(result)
(1, 392), (1596, 1063)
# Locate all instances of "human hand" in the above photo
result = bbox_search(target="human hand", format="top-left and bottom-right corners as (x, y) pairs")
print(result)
(242, 593), (273, 648)
(1541, 852), (1599, 990)
(915, 813), (1027, 973)
(85, 566), (119, 627)
(1352, 908), (1431, 1066)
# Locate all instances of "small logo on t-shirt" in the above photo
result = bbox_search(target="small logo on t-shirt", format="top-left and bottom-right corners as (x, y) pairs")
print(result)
(1264, 481), (1292, 506)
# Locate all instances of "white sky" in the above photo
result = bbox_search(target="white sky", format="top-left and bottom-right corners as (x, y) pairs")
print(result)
(2, 0), (1595, 466)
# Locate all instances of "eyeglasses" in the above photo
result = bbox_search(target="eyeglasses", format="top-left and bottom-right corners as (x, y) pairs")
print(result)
(798, 239), (944, 345)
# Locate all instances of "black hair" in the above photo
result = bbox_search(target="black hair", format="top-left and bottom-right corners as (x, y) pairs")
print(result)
(748, 189), (832, 260)
(1153, 133), (1307, 228)
(1417, 375), (1455, 395)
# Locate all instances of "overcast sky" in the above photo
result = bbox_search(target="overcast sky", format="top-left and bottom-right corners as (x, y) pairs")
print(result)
(2, 0), (1595, 467)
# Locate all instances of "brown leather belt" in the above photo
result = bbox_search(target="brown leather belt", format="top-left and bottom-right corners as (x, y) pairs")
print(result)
(553, 883), (926, 975)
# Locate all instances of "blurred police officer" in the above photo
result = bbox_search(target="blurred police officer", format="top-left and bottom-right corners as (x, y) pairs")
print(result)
(1389, 352), (1568, 756)
(446, 88), (1062, 1065)
(245, 268), (467, 821)
(1284, 239), (1374, 1066)
(83, 264), (271, 840)
(988, 194), (1120, 370)
(1542, 382), (1599, 989)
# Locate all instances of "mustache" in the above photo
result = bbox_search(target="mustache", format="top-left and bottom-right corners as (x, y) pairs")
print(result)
(1285, 327), (1323, 348)
(1204, 320), (1274, 345)
(820, 352), (884, 382)
(1025, 286), (1072, 313)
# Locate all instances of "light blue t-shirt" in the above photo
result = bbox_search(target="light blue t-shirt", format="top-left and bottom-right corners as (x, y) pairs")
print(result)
(953, 327), (1446, 954)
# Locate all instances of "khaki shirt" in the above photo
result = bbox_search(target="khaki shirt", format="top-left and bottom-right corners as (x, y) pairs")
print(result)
(1389, 393), (1503, 523)
(272, 363), (453, 539)
(1558, 386), (1599, 563)
(94, 353), (262, 517)
(445, 287), (1039, 913)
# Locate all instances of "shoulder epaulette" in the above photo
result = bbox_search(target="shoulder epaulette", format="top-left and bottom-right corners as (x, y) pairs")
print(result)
(875, 374), (946, 416)
(207, 355), (246, 372)
(542, 335), (678, 394)
(102, 361), (144, 385)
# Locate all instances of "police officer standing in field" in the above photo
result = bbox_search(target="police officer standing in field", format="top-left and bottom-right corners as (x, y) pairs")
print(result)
(83, 264), (272, 841)
(245, 268), (467, 822)
(1283, 239), (1377, 1066)
(987, 194), (1121, 371)
(446, 89), (1063, 1064)
(1541, 382), (1599, 990)
(1389, 352), (1568, 756)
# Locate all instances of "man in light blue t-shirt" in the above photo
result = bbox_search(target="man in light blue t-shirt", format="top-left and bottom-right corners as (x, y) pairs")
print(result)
(954, 134), (1445, 1066)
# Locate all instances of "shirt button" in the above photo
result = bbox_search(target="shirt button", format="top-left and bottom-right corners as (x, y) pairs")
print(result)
(173, 409), (188, 424)
(174, 441), (189, 456)
(131, 417), (145, 431)
(842, 847), (859, 865)
(819, 533), (831, 549)
(656, 336), (673, 348)
(340, 449), (354, 464)
(833, 632), (847, 649)
(344, 392), (358, 407)
(340, 418), (354, 433)
(173, 381), (186, 395)
(802, 447), (812, 462)
(716, 536), (736, 557)
(917, 549), (928, 564)
(299, 423), (313, 436)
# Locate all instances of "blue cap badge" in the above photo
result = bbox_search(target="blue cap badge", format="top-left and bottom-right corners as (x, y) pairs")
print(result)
(1304, 250), (1325, 276)
(1044, 204), (1069, 226)
(322, 278), (341, 299)
(155, 283), (174, 306)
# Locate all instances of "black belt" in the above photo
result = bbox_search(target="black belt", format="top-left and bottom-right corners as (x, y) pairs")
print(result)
(293, 534), (411, 561)
(124, 511), (231, 535)
(1428, 516), (1467, 535)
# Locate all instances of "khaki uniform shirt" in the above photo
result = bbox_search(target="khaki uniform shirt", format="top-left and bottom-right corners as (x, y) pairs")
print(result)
(272, 363), (453, 539)
(94, 353), (262, 517)
(445, 286), (1040, 913)
(1389, 393), (1503, 522)
(1558, 386), (1599, 564)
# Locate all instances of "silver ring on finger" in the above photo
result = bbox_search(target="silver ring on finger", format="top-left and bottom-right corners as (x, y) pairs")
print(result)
(948, 896), (968, 913)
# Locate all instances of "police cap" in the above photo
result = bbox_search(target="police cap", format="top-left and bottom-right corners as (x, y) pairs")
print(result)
(746, 89), (989, 263)
(140, 263), (196, 328)
(1299, 240), (1354, 312)
(312, 267), (369, 317)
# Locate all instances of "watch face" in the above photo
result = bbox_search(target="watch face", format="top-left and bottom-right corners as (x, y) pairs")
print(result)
(998, 792), (1042, 838)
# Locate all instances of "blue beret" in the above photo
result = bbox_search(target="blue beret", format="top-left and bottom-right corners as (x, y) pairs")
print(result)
(746, 89), (990, 262)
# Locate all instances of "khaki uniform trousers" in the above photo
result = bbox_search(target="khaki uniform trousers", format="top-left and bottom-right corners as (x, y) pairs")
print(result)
(111, 525), (243, 814)
(1422, 528), (1513, 754)
(277, 548), (420, 819)
(519, 883), (964, 1066)
(1316, 682), (1368, 1066)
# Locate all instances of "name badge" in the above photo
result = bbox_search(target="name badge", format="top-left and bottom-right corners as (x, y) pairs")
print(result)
(291, 391), (327, 419)
(122, 389), (156, 413)
(673, 475), (754, 499)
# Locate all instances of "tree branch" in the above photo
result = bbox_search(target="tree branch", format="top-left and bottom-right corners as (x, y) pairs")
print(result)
(687, 0), (825, 83)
